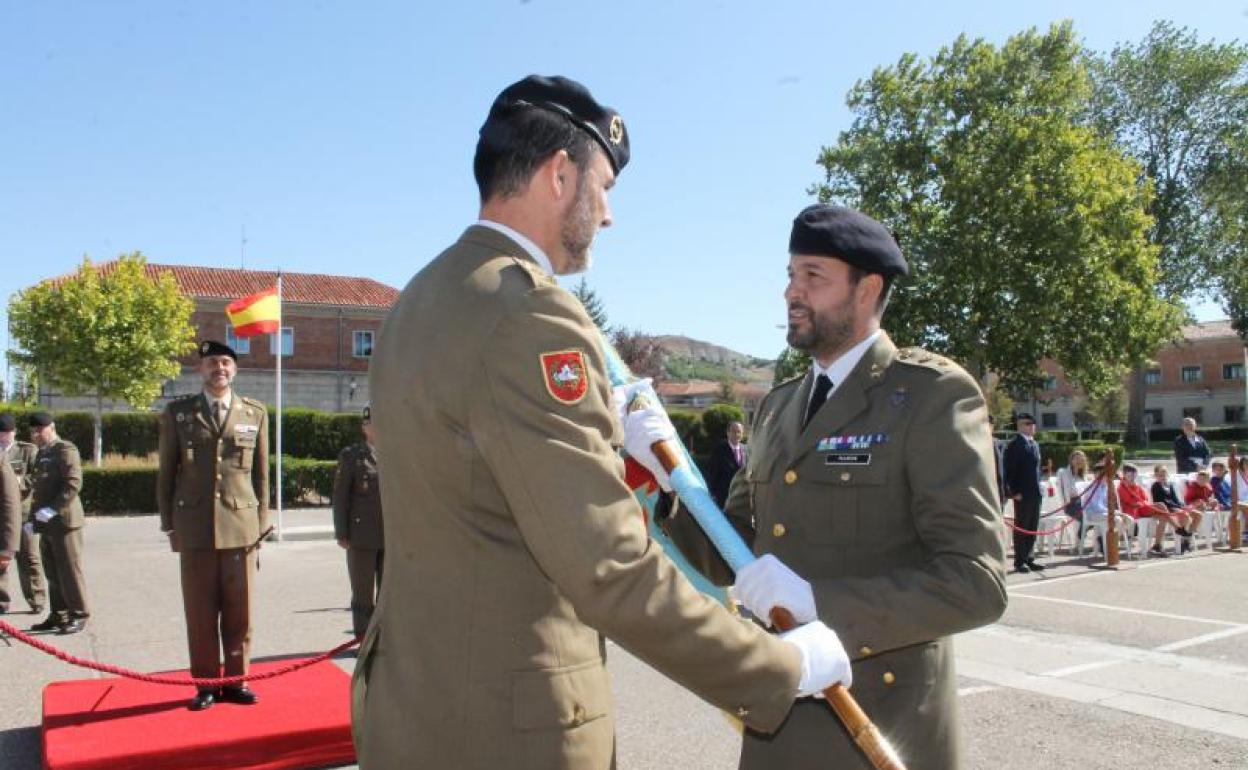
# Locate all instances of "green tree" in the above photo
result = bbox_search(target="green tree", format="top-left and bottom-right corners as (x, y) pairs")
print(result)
(611, 327), (665, 382)
(8, 253), (196, 465)
(772, 346), (811, 386)
(814, 23), (1180, 400)
(1089, 21), (1248, 441)
(571, 278), (610, 332)
(701, 403), (746, 447)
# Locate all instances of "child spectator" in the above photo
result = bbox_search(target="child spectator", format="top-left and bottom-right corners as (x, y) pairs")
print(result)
(1152, 465), (1202, 553)
(1211, 461), (1232, 509)
(1118, 464), (1172, 557)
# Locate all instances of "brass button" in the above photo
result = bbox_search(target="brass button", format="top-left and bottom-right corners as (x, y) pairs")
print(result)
(858, 646), (872, 657)
(784, 470), (798, 484)
(571, 703), (586, 726)
(177, 500), (184, 507)
(216, 474), (223, 481)
(883, 671), (896, 685)
(772, 523), (787, 538)
(840, 472), (851, 482)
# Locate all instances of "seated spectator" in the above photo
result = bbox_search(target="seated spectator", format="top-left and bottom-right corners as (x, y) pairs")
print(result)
(1081, 468), (1134, 555)
(1118, 464), (1172, 557)
(1151, 465), (1202, 553)
(1185, 470), (1221, 514)
(1056, 450), (1089, 521)
(1211, 461), (1232, 509)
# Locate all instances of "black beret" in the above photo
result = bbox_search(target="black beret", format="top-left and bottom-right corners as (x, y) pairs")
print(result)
(0, 413), (14, 432)
(199, 340), (237, 361)
(29, 411), (54, 428)
(789, 205), (909, 278)
(1016, 413), (1036, 423)
(482, 75), (630, 174)
(362, 405), (371, 423)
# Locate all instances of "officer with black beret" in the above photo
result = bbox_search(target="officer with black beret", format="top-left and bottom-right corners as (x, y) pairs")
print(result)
(332, 405), (384, 638)
(0, 412), (45, 614)
(26, 411), (90, 634)
(657, 203), (1007, 769)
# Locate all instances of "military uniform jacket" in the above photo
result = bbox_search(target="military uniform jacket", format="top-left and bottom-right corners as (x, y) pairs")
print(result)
(29, 439), (85, 531)
(4, 441), (39, 515)
(355, 225), (802, 770)
(332, 442), (383, 550)
(1, 459), (20, 557)
(157, 393), (270, 550)
(674, 333), (1007, 770)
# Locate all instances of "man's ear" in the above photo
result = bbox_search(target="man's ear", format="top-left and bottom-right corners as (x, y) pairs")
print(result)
(858, 273), (885, 310)
(535, 149), (573, 200)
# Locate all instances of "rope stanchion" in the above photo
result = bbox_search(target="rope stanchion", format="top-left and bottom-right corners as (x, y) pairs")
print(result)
(1002, 516), (1078, 537)
(0, 619), (359, 688)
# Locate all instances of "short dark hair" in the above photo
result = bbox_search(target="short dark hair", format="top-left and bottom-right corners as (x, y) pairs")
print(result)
(845, 264), (893, 314)
(474, 106), (597, 203)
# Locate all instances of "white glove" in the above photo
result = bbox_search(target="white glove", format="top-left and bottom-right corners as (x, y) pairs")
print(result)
(611, 378), (656, 423)
(34, 507), (58, 523)
(612, 379), (677, 492)
(23, 521), (35, 537)
(780, 620), (852, 696)
(733, 554), (817, 626)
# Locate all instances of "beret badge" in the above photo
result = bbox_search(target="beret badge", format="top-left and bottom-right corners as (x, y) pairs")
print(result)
(609, 115), (624, 146)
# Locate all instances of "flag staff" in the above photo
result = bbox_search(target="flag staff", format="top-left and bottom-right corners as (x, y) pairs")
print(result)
(275, 270), (284, 541)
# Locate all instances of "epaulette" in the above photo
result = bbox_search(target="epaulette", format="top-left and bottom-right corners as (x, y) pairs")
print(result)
(239, 395), (266, 408)
(896, 347), (955, 372)
(511, 256), (555, 289)
(772, 372), (806, 392)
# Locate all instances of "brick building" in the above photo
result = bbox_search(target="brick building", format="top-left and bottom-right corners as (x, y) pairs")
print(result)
(36, 262), (399, 413)
(1020, 320), (1248, 431)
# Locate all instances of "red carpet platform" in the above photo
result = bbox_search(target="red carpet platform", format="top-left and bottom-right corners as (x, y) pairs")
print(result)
(42, 658), (355, 770)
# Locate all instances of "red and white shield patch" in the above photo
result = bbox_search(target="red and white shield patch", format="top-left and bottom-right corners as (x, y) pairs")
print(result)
(540, 349), (589, 404)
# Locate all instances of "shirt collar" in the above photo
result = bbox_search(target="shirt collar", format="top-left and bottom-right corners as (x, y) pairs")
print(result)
(476, 219), (554, 276)
(810, 329), (882, 402)
(203, 390), (232, 412)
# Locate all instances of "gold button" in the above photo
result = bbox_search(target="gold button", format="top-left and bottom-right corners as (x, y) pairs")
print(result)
(858, 646), (872, 656)
(883, 672), (896, 685)
(784, 470), (798, 484)
(840, 472), (851, 482)
(216, 474), (223, 481)
(772, 523), (787, 538)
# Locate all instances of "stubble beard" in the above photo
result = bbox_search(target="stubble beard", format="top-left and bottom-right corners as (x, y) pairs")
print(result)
(786, 302), (855, 362)
(558, 173), (595, 275)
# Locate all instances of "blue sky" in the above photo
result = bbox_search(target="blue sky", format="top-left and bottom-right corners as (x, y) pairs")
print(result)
(2, 1), (1243, 385)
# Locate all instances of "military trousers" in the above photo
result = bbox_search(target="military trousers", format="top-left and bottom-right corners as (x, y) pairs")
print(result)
(0, 560), (13, 611)
(180, 548), (256, 686)
(41, 524), (89, 621)
(17, 526), (46, 609)
(346, 548), (383, 638)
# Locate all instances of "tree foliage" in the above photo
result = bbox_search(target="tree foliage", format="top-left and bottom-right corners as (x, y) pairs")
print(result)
(571, 278), (610, 332)
(8, 253), (196, 464)
(814, 22), (1181, 399)
(610, 327), (665, 382)
(772, 346), (811, 386)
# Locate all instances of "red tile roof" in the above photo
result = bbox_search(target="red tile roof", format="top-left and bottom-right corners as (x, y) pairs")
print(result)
(52, 261), (399, 308)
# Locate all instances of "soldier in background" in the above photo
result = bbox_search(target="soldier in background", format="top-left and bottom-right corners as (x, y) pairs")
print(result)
(332, 405), (384, 638)
(0, 450), (22, 613)
(158, 340), (269, 711)
(26, 412), (90, 634)
(1, 413), (45, 613)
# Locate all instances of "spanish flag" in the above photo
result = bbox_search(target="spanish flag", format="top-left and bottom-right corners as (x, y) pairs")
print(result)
(226, 287), (281, 337)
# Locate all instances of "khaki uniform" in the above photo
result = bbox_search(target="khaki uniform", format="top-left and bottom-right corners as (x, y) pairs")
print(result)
(157, 392), (269, 681)
(30, 438), (89, 622)
(672, 333), (1007, 770)
(3, 441), (44, 610)
(332, 441), (384, 637)
(354, 225), (803, 770)
(0, 460), (21, 611)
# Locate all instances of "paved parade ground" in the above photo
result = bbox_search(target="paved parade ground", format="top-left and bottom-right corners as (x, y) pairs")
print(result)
(3, 511), (1248, 769)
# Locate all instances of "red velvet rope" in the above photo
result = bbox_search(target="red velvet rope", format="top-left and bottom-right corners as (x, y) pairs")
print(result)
(0, 619), (359, 687)
(1005, 477), (1105, 536)
(1002, 516), (1078, 537)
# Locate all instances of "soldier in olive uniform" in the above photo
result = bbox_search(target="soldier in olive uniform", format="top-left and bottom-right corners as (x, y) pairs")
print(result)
(0, 451), (22, 613)
(666, 206), (1008, 770)
(354, 76), (852, 770)
(158, 340), (270, 711)
(332, 405), (384, 638)
(1, 413), (45, 613)
(26, 412), (90, 634)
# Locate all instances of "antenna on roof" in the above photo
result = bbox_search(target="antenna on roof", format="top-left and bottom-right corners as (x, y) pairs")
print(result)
(240, 225), (248, 269)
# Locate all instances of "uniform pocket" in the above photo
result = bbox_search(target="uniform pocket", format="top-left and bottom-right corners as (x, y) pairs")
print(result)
(803, 451), (891, 545)
(511, 659), (610, 731)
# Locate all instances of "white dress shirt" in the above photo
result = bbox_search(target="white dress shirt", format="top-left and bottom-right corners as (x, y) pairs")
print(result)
(476, 219), (554, 276)
(806, 329), (883, 414)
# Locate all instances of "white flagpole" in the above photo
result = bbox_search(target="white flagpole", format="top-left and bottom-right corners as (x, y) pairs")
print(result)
(275, 271), (284, 542)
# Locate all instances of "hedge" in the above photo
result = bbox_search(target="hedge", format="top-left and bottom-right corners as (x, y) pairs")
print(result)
(1039, 442), (1124, 472)
(699, 404), (746, 455)
(79, 456), (338, 514)
(1148, 426), (1248, 442)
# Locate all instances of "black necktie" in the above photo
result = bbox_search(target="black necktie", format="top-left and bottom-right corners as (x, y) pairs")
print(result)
(804, 374), (833, 428)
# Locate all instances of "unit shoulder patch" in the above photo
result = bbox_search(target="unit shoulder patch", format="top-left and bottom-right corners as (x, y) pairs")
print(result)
(540, 349), (590, 405)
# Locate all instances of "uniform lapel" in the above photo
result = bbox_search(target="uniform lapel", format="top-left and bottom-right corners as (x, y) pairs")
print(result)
(790, 334), (897, 467)
(195, 393), (216, 434)
(220, 392), (240, 437)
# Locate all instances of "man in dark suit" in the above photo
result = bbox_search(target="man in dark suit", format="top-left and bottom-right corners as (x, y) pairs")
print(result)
(707, 420), (747, 507)
(1174, 417), (1211, 473)
(1003, 413), (1045, 572)
(989, 415), (1008, 506)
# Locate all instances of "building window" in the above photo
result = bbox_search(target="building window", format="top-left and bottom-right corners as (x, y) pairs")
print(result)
(1181, 366), (1202, 383)
(1042, 376), (1058, 391)
(1145, 369), (1162, 385)
(225, 327), (251, 355)
(1182, 407), (1203, 422)
(353, 330), (374, 358)
(1144, 409), (1163, 426)
(1223, 363), (1244, 381)
(270, 327), (293, 357)
(1041, 412), (1058, 428)
(1225, 406), (1245, 424)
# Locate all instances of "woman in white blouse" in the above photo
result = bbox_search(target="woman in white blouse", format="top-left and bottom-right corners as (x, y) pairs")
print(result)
(1057, 450), (1089, 520)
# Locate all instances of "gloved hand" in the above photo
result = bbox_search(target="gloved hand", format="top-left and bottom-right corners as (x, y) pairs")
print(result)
(733, 554), (817, 625)
(612, 379), (677, 492)
(34, 507), (58, 523)
(23, 521), (35, 537)
(610, 378), (657, 423)
(780, 620), (852, 696)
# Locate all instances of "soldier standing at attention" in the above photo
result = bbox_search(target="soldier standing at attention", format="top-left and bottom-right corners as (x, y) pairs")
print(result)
(670, 205), (1008, 769)
(0, 451), (22, 614)
(158, 341), (269, 712)
(1, 413), (45, 614)
(355, 75), (851, 770)
(332, 405), (383, 639)
(26, 412), (90, 635)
